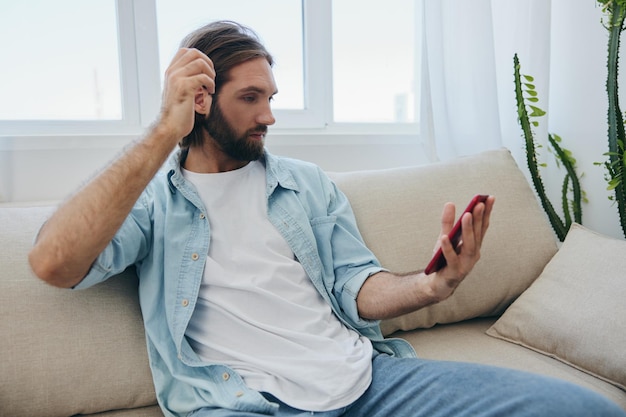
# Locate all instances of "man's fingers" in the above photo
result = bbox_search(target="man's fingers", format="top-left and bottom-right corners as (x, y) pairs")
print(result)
(482, 196), (495, 236)
(440, 202), (456, 236)
(470, 203), (484, 248)
(158, 48), (217, 139)
(432, 202), (456, 253)
(471, 195), (495, 248)
(166, 48), (216, 93)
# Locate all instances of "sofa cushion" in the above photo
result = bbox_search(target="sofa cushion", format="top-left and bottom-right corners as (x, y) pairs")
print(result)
(486, 223), (626, 391)
(398, 318), (626, 410)
(0, 207), (158, 417)
(329, 148), (558, 333)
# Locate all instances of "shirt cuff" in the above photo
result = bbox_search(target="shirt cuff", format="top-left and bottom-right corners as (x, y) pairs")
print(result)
(341, 266), (388, 327)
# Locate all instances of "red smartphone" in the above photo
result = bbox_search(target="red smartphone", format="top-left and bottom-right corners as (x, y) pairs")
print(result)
(424, 194), (489, 275)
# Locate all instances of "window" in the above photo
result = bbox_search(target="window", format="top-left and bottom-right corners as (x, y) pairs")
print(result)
(332, 0), (418, 124)
(0, 0), (146, 135)
(156, 0), (304, 111)
(0, 0), (121, 120)
(0, 0), (421, 136)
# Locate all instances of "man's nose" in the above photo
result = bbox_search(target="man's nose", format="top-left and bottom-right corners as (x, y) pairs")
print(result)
(257, 104), (275, 126)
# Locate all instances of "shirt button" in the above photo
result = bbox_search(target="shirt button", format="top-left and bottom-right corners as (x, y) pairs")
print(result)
(222, 372), (230, 381)
(199, 213), (206, 219)
(191, 253), (199, 261)
(235, 391), (244, 397)
(181, 299), (189, 307)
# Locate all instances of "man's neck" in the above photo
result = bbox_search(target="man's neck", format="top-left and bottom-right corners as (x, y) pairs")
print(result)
(183, 144), (249, 173)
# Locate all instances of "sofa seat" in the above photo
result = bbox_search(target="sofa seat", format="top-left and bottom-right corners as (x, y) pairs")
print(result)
(395, 318), (626, 409)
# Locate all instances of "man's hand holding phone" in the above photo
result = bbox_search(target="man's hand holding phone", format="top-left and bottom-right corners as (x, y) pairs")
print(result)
(426, 194), (490, 274)
(422, 194), (495, 303)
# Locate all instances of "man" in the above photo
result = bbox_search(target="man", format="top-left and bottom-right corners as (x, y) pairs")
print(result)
(29, 21), (625, 417)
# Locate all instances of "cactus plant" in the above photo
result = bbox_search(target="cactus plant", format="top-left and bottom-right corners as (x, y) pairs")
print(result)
(597, 0), (626, 238)
(514, 54), (584, 241)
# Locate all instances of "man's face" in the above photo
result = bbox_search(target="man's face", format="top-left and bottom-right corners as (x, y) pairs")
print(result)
(201, 57), (277, 162)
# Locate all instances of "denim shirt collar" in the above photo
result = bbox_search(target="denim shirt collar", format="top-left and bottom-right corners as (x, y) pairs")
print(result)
(165, 148), (300, 200)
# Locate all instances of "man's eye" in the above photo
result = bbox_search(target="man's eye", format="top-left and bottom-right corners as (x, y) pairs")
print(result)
(243, 96), (256, 103)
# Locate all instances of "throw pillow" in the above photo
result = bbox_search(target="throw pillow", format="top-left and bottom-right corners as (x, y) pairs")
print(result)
(486, 223), (626, 390)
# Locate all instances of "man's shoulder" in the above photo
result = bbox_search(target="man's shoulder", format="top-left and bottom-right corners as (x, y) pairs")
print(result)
(145, 169), (170, 193)
(265, 152), (330, 182)
(264, 151), (331, 191)
(265, 152), (321, 172)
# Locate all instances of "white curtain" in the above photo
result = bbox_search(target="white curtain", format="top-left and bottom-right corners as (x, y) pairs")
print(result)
(421, 0), (552, 164)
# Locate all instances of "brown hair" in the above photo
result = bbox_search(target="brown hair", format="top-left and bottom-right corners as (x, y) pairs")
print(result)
(178, 21), (274, 149)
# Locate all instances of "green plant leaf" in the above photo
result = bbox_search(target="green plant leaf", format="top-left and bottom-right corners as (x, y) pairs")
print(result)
(529, 106), (546, 117)
(523, 74), (534, 82)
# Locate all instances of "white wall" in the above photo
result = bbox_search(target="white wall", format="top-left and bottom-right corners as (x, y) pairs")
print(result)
(0, 133), (428, 203)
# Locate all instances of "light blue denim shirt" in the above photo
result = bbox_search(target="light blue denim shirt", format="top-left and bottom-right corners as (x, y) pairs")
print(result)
(74, 150), (416, 416)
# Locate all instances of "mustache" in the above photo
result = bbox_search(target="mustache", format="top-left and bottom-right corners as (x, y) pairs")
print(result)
(248, 125), (268, 135)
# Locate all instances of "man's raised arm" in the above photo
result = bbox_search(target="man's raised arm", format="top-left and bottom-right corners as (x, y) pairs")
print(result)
(29, 48), (215, 288)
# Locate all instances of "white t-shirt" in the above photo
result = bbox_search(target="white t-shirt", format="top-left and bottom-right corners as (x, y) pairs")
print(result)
(183, 161), (372, 411)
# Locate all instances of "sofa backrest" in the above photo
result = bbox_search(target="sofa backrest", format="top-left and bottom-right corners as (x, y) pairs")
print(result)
(329, 148), (558, 334)
(0, 207), (158, 417)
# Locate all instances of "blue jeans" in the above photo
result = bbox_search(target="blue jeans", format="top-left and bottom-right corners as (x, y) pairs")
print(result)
(190, 354), (626, 417)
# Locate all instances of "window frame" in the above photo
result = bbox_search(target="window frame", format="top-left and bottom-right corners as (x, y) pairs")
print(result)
(0, 0), (423, 141)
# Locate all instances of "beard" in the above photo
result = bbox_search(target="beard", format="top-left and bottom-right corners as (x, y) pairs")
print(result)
(201, 99), (267, 162)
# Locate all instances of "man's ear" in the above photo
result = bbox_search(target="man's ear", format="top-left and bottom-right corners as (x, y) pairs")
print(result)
(194, 87), (211, 115)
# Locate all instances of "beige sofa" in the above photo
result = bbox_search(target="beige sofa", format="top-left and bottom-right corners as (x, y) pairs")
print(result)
(1, 148), (625, 416)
